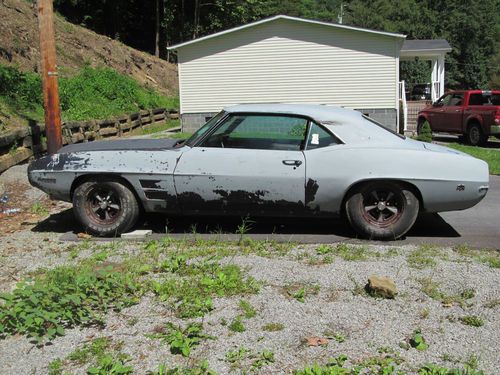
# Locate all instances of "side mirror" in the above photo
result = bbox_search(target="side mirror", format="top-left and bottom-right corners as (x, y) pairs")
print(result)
(432, 101), (443, 107)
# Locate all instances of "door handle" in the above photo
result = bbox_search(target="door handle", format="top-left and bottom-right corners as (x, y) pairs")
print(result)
(455, 109), (461, 112)
(282, 160), (302, 167)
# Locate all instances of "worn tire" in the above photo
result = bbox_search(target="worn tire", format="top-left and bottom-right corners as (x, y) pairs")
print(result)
(73, 179), (139, 237)
(466, 123), (487, 146)
(345, 181), (419, 240)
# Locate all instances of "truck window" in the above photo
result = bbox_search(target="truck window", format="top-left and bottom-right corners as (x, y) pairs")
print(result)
(468, 94), (485, 106)
(447, 93), (464, 106)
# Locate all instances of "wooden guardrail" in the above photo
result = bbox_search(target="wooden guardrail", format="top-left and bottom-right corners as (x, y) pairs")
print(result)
(0, 108), (179, 173)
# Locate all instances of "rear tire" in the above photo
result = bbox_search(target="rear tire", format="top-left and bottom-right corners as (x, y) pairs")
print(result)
(73, 179), (139, 237)
(466, 123), (487, 146)
(345, 181), (419, 240)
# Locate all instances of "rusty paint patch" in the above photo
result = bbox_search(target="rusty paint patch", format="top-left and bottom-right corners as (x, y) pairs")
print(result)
(305, 178), (319, 205)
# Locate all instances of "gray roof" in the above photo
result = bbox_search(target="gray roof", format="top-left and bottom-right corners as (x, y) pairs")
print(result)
(401, 39), (451, 52)
(224, 104), (362, 124)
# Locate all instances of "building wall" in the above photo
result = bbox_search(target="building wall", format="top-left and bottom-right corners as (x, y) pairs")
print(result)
(177, 18), (401, 131)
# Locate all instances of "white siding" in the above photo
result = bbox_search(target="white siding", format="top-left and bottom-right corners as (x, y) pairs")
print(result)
(178, 19), (399, 114)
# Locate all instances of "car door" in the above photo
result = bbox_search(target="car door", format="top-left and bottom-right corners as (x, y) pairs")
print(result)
(440, 92), (464, 132)
(174, 113), (308, 216)
(427, 93), (452, 131)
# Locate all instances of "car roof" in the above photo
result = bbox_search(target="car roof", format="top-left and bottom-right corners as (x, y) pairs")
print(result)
(224, 103), (363, 125)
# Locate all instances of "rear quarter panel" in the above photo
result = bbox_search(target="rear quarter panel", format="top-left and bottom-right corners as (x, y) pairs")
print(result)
(304, 143), (489, 214)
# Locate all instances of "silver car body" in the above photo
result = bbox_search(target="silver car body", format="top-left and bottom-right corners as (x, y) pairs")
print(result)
(28, 104), (489, 217)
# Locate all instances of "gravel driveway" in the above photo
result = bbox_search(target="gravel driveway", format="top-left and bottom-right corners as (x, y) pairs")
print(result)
(0, 164), (499, 374)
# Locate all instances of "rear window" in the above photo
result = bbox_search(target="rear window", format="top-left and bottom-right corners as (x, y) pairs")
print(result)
(469, 93), (500, 106)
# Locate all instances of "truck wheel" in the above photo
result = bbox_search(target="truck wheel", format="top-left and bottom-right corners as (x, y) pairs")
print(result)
(466, 124), (487, 146)
(73, 179), (139, 237)
(345, 181), (419, 240)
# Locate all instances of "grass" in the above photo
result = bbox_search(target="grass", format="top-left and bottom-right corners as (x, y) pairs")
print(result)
(262, 322), (285, 332)
(407, 244), (440, 269)
(453, 244), (500, 268)
(446, 143), (500, 174)
(0, 64), (178, 126)
(130, 118), (179, 136)
(460, 315), (484, 327)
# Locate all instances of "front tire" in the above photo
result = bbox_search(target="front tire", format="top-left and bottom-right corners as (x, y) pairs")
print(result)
(345, 182), (419, 240)
(73, 179), (139, 237)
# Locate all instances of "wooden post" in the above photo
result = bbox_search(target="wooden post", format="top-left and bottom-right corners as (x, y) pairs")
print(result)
(37, 0), (62, 155)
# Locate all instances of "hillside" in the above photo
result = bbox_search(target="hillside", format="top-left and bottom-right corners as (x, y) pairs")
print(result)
(0, 0), (178, 96)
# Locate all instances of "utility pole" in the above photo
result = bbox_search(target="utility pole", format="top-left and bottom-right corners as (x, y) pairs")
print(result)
(37, 0), (62, 154)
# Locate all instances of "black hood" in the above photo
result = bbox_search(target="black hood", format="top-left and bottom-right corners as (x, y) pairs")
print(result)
(58, 138), (180, 153)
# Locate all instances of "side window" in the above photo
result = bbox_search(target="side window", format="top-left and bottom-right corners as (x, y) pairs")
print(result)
(306, 122), (339, 150)
(468, 94), (484, 106)
(446, 93), (464, 106)
(437, 94), (452, 106)
(200, 114), (308, 151)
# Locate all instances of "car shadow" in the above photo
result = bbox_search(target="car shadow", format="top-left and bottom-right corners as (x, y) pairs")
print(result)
(31, 209), (460, 240)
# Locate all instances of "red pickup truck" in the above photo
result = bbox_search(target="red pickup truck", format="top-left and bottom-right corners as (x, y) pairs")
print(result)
(417, 90), (500, 146)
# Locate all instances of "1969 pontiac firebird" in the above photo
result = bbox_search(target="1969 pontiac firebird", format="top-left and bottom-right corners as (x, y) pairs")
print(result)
(28, 104), (489, 240)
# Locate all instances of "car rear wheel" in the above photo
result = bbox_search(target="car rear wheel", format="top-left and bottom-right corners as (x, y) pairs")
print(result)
(466, 124), (487, 146)
(73, 179), (139, 237)
(345, 181), (419, 240)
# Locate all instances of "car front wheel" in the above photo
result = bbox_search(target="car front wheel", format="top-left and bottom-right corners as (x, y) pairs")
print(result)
(73, 179), (139, 237)
(345, 182), (419, 240)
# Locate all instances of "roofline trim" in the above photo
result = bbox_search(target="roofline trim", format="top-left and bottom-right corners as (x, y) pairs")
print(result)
(401, 48), (452, 53)
(168, 14), (406, 50)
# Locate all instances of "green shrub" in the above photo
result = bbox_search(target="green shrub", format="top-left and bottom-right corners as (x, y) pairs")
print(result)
(417, 121), (433, 143)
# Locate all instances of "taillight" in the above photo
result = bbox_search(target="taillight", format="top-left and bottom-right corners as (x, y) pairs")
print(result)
(495, 108), (500, 125)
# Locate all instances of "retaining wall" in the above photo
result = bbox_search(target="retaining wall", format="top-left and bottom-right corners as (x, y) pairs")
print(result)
(0, 108), (178, 173)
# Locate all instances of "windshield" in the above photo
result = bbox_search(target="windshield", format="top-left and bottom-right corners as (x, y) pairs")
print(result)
(185, 111), (226, 147)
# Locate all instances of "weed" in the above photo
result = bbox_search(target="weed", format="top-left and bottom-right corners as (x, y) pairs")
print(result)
(226, 346), (251, 363)
(0, 264), (141, 344)
(420, 308), (430, 319)
(67, 338), (132, 374)
(419, 363), (484, 375)
(229, 316), (246, 333)
(262, 322), (285, 332)
(239, 299), (257, 318)
(68, 337), (111, 365)
(348, 274), (367, 297)
(47, 358), (63, 375)
(284, 283), (320, 303)
(30, 202), (49, 216)
(324, 330), (345, 343)
(236, 217), (254, 244)
(417, 277), (474, 307)
(148, 322), (212, 357)
(152, 360), (216, 374)
(316, 244), (333, 255)
(252, 349), (275, 369)
(152, 261), (258, 318)
(483, 299), (500, 308)
(333, 243), (370, 261)
(460, 315), (484, 327)
(409, 329), (428, 351)
(407, 244), (439, 269)
(453, 244), (500, 268)
(86, 355), (133, 375)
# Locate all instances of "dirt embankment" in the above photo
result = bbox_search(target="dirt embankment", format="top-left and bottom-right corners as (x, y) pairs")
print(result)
(0, 0), (178, 97)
